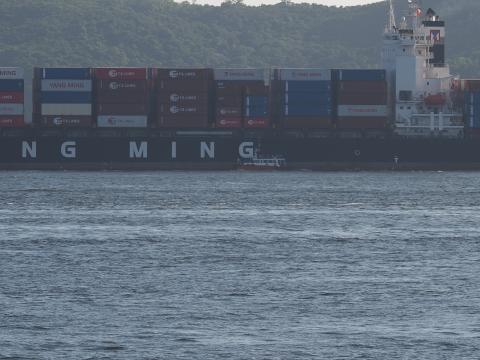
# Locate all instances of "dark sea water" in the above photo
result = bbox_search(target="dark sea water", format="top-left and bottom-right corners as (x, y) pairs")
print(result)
(1, 171), (479, 359)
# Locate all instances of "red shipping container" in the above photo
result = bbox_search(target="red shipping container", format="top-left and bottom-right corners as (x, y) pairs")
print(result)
(336, 117), (388, 129)
(216, 117), (242, 128)
(96, 79), (148, 92)
(244, 117), (270, 128)
(216, 96), (243, 107)
(94, 68), (148, 80)
(337, 92), (387, 105)
(157, 102), (208, 116)
(245, 84), (269, 96)
(96, 91), (147, 104)
(157, 68), (212, 81)
(40, 115), (94, 127)
(215, 82), (243, 94)
(0, 116), (25, 127)
(215, 81), (267, 96)
(158, 79), (210, 92)
(216, 107), (242, 117)
(158, 92), (208, 104)
(281, 117), (332, 129)
(459, 79), (480, 92)
(157, 115), (209, 128)
(0, 92), (24, 103)
(337, 81), (387, 93)
(97, 103), (148, 115)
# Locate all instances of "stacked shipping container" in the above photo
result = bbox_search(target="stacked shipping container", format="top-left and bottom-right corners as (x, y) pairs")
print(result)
(0, 67), (25, 127)
(274, 69), (332, 128)
(335, 69), (388, 129)
(156, 69), (212, 128)
(25, 67), (397, 131)
(94, 68), (149, 128)
(34, 68), (93, 127)
(461, 80), (480, 135)
(465, 93), (480, 129)
(214, 69), (270, 128)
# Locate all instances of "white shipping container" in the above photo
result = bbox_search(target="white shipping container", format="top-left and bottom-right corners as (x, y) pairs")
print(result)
(41, 79), (92, 92)
(97, 115), (148, 128)
(0, 67), (24, 79)
(0, 103), (24, 115)
(278, 69), (331, 81)
(337, 105), (388, 117)
(41, 104), (92, 116)
(214, 69), (268, 81)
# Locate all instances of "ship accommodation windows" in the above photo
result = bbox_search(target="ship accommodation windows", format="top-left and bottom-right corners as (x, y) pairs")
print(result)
(399, 91), (412, 101)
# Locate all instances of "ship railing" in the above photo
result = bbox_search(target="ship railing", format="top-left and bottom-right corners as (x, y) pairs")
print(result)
(396, 112), (464, 130)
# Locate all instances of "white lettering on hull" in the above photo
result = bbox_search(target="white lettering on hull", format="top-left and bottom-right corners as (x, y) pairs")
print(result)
(22, 141), (37, 159)
(171, 142), (177, 159)
(201, 142), (215, 159)
(239, 142), (254, 159)
(61, 141), (76, 158)
(18, 141), (234, 161)
(130, 141), (148, 159)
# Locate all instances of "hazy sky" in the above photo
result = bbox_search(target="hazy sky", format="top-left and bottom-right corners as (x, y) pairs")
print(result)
(195, 0), (379, 6)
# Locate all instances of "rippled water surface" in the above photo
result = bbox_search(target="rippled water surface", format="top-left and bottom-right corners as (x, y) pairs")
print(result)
(1, 171), (480, 359)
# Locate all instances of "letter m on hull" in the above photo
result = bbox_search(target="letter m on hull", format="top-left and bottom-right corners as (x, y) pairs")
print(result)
(130, 141), (148, 159)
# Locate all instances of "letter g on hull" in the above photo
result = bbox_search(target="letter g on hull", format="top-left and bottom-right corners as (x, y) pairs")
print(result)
(239, 142), (254, 159)
(61, 141), (77, 158)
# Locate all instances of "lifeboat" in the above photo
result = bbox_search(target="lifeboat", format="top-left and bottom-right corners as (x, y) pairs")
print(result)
(424, 93), (446, 105)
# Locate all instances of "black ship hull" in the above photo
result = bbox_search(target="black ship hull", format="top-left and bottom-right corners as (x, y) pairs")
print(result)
(1, 129), (480, 170)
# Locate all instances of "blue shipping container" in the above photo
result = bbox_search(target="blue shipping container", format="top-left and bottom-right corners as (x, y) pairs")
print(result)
(285, 93), (331, 105)
(42, 68), (92, 80)
(40, 91), (93, 104)
(464, 92), (480, 128)
(0, 80), (24, 91)
(246, 106), (269, 117)
(245, 96), (268, 107)
(285, 100), (331, 109)
(464, 92), (472, 114)
(465, 91), (480, 128)
(471, 114), (480, 128)
(337, 69), (386, 82)
(286, 81), (331, 93)
(285, 105), (331, 117)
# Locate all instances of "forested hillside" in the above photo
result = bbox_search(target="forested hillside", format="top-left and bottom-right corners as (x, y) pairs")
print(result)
(0, 0), (479, 76)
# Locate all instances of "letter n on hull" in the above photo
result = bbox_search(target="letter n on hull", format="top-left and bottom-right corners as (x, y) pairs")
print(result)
(22, 141), (37, 159)
(200, 142), (215, 159)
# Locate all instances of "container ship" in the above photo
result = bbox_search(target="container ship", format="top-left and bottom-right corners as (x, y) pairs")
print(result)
(1, 0), (480, 170)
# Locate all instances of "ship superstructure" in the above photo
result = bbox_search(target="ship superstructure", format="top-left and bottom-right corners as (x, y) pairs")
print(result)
(383, 0), (463, 138)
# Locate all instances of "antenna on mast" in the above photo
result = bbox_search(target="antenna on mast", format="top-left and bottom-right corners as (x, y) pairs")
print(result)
(385, 0), (397, 33)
